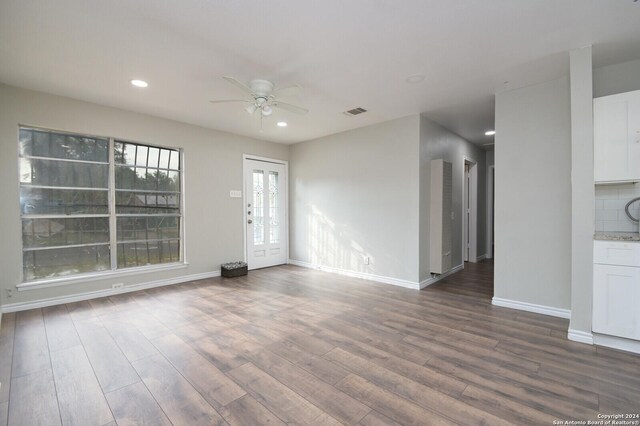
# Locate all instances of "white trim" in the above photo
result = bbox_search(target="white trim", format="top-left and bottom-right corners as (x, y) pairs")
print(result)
(463, 157), (478, 263)
(3, 270), (220, 313)
(242, 154), (288, 165)
(568, 329), (594, 345)
(16, 262), (189, 291)
(593, 333), (640, 354)
(180, 147), (187, 265)
(419, 264), (464, 289)
(108, 137), (117, 270)
(242, 157), (248, 263)
(475, 254), (487, 262)
(288, 259), (421, 290)
(491, 297), (571, 319)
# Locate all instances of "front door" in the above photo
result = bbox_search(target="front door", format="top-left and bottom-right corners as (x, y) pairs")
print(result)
(244, 158), (287, 269)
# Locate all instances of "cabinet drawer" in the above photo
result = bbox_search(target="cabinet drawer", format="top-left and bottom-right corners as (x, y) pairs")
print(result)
(594, 240), (640, 266)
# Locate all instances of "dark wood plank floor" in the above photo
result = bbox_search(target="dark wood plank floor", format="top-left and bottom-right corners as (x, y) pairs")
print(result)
(1, 261), (639, 425)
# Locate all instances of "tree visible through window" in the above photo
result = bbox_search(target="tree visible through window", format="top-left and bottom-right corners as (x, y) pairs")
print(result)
(19, 127), (183, 282)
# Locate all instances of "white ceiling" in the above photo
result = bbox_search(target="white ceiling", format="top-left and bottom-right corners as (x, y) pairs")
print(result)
(1, 1), (639, 145)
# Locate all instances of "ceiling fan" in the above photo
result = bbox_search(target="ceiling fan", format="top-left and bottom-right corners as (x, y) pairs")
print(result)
(210, 76), (309, 119)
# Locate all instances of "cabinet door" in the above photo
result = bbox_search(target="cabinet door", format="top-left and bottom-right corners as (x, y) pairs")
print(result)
(628, 98), (640, 178)
(594, 97), (629, 182)
(593, 264), (640, 340)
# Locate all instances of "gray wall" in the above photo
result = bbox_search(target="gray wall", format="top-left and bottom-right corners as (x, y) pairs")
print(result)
(419, 116), (486, 281)
(0, 84), (288, 306)
(593, 58), (640, 98)
(486, 150), (494, 167)
(289, 115), (421, 283)
(494, 77), (572, 310)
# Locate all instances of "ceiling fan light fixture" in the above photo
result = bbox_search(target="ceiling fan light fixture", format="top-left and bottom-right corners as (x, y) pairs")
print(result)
(245, 104), (257, 115)
(214, 76), (308, 119)
(261, 105), (273, 117)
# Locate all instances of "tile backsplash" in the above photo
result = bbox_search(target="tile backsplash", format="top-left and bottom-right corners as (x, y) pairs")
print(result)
(595, 183), (640, 233)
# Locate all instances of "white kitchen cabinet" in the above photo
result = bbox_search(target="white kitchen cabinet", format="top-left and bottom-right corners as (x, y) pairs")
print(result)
(593, 240), (640, 341)
(594, 90), (640, 183)
(593, 264), (640, 340)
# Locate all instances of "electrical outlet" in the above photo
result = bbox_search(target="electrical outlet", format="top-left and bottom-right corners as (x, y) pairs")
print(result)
(364, 256), (370, 265)
(112, 283), (124, 290)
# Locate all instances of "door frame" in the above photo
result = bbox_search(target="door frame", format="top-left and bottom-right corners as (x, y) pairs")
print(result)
(462, 156), (478, 263)
(486, 164), (495, 259)
(242, 154), (289, 268)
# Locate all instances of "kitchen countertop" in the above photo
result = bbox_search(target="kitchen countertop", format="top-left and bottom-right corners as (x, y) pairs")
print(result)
(594, 232), (640, 241)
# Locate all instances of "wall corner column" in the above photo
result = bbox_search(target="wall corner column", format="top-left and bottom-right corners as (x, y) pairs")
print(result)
(569, 46), (595, 342)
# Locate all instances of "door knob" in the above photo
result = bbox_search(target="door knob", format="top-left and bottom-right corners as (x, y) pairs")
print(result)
(247, 219), (253, 224)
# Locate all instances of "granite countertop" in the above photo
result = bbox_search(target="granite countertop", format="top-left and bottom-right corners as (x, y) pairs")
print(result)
(594, 232), (640, 242)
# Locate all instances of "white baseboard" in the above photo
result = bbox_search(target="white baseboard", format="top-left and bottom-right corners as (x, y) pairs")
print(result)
(1, 270), (220, 313)
(593, 333), (640, 354)
(288, 259), (421, 290)
(418, 264), (464, 289)
(491, 297), (571, 319)
(568, 328), (594, 345)
(475, 254), (487, 262)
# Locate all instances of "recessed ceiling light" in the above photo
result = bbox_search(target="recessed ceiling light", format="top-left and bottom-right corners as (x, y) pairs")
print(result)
(277, 121), (287, 127)
(406, 74), (426, 84)
(130, 79), (148, 88)
(485, 130), (496, 136)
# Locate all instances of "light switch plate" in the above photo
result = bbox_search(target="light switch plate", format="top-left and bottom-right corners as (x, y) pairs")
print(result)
(230, 190), (242, 198)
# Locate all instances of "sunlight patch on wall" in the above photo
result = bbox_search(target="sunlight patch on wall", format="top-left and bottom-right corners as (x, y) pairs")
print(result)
(307, 204), (373, 273)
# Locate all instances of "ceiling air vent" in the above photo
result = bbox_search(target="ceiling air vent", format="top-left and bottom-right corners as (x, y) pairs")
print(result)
(343, 107), (367, 116)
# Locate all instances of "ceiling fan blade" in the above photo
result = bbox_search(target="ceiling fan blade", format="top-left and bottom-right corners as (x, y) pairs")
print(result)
(209, 99), (250, 104)
(222, 76), (254, 95)
(272, 84), (302, 98)
(273, 101), (309, 115)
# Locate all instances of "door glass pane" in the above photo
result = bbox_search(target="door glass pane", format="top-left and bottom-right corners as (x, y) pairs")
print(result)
(269, 171), (280, 244)
(253, 170), (264, 245)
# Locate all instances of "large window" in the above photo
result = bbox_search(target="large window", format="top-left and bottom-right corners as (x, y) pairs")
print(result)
(19, 127), (183, 282)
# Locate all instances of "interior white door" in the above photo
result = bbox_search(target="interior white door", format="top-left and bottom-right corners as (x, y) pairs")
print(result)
(464, 163), (470, 262)
(245, 158), (287, 270)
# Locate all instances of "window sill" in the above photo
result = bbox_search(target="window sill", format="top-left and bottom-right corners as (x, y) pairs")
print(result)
(16, 262), (189, 291)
